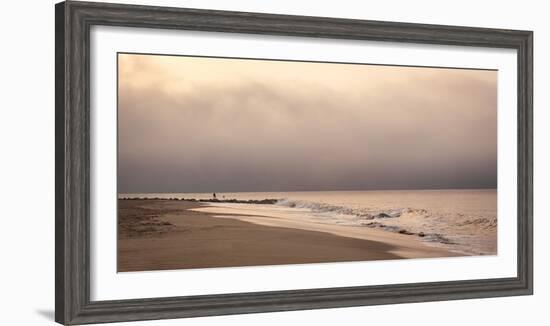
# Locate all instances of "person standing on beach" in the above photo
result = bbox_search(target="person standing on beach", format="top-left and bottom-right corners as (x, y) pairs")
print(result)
(213, 193), (217, 199)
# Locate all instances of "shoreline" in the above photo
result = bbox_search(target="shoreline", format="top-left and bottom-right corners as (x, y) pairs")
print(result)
(192, 205), (458, 259)
(118, 199), (458, 272)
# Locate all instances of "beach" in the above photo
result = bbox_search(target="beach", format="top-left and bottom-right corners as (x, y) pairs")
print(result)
(118, 199), (457, 272)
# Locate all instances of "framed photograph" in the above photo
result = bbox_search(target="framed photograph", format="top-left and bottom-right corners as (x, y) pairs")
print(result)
(55, 1), (533, 324)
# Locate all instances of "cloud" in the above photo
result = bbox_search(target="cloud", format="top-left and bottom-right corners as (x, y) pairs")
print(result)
(118, 54), (497, 193)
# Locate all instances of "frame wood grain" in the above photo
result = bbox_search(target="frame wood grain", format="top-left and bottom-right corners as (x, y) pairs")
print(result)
(55, 1), (533, 324)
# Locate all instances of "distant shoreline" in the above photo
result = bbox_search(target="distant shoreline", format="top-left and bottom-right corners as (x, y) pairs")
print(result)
(119, 197), (279, 204)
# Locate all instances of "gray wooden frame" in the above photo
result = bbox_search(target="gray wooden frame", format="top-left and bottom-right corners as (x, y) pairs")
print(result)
(55, 1), (533, 324)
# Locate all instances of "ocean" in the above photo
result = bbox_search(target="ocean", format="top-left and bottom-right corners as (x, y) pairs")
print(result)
(120, 189), (497, 256)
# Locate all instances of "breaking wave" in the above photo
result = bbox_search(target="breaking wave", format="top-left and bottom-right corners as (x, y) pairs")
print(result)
(275, 198), (404, 219)
(275, 198), (496, 252)
(456, 217), (497, 229)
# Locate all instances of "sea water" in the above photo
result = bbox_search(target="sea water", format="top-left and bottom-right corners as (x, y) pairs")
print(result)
(120, 189), (497, 255)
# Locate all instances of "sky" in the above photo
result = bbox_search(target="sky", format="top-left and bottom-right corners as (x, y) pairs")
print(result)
(118, 53), (497, 193)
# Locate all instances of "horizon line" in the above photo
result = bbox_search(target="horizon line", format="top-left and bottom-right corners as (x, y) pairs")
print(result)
(119, 187), (498, 195)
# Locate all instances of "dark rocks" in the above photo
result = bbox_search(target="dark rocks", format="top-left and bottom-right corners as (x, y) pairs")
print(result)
(418, 232), (425, 237)
(360, 214), (374, 220)
(398, 229), (415, 235)
(361, 222), (380, 228)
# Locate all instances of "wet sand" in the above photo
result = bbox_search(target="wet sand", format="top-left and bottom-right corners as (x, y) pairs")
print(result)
(118, 199), (456, 272)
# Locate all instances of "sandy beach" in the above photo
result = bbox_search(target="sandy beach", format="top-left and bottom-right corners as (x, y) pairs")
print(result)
(118, 199), (457, 272)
